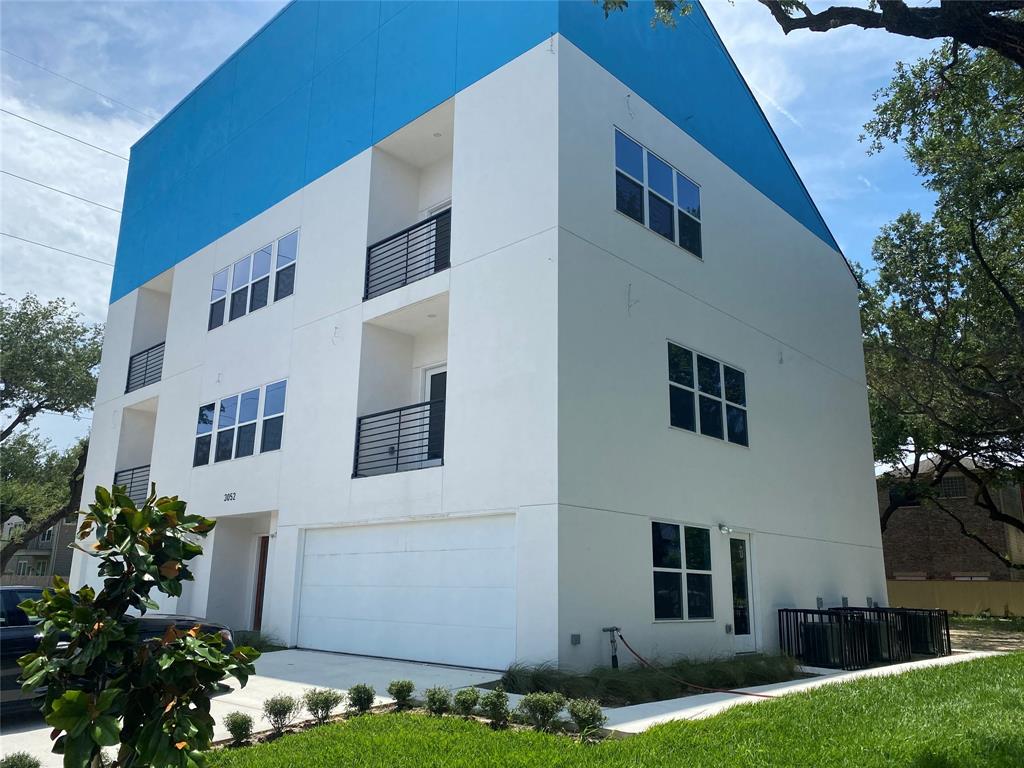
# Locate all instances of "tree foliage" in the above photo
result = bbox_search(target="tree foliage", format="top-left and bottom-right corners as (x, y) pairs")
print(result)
(18, 485), (260, 767)
(0, 294), (102, 442)
(861, 42), (1024, 566)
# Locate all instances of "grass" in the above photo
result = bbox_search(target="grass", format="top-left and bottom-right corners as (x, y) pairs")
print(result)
(949, 615), (1024, 633)
(208, 653), (1024, 768)
(232, 631), (286, 653)
(499, 654), (800, 706)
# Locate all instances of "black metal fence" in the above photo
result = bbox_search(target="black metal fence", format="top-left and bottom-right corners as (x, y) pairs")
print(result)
(125, 342), (165, 393)
(364, 208), (451, 300)
(112, 464), (151, 506)
(352, 399), (445, 477)
(779, 606), (951, 670)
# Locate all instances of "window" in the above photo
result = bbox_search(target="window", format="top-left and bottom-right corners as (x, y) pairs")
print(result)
(33, 561), (45, 576)
(16, 560), (28, 576)
(261, 380), (286, 453)
(208, 230), (297, 330)
(39, 527), (53, 543)
(938, 475), (967, 498)
(652, 522), (713, 620)
(615, 129), (702, 258)
(193, 381), (286, 467)
(667, 343), (747, 446)
(888, 485), (920, 508)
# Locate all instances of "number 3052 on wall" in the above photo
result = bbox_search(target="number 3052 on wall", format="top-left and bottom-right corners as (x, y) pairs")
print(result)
(223, 492), (237, 502)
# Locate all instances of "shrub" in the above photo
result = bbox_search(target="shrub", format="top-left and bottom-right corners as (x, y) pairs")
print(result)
(303, 688), (345, 725)
(452, 687), (480, 717)
(232, 631), (286, 653)
(16, 485), (260, 768)
(567, 698), (606, 738)
(0, 752), (41, 768)
(347, 683), (376, 714)
(387, 679), (415, 710)
(479, 685), (510, 728)
(263, 694), (301, 735)
(517, 691), (567, 732)
(222, 711), (254, 745)
(424, 686), (452, 716)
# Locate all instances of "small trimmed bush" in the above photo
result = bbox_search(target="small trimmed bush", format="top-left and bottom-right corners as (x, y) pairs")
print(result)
(263, 694), (301, 735)
(387, 679), (415, 710)
(0, 753), (41, 768)
(424, 686), (452, 716)
(347, 683), (376, 714)
(452, 687), (481, 717)
(567, 698), (606, 738)
(303, 687), (345, 725)
(223, 711), (254, 745)
(517, 691), (567, 732)
(479, 685), (510, 728)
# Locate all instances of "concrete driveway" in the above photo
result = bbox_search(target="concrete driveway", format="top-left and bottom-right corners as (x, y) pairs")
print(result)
(0, 649), (501, 767)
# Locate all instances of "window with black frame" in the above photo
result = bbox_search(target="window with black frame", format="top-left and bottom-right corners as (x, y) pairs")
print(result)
(615, 129), (702, 258)
(668, 342), (748, 446)
(208, 230), (297, 331)
(192, 380), (287, 467)
(652, 521), (713, 621)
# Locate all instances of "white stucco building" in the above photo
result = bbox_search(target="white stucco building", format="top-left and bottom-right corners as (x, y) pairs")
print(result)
(72, 0), (886, 671)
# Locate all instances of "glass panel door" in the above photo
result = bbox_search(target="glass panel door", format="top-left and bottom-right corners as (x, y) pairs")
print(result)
(730, 535), (756, 652)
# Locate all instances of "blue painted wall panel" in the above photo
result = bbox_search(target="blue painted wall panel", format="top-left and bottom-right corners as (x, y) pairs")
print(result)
(111, 0), (837, 302)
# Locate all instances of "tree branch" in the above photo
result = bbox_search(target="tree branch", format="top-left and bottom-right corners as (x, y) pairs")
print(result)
(0, 402), (46, 443)
(758, 1), (1024, 68)
(967, 219), (1024, 345)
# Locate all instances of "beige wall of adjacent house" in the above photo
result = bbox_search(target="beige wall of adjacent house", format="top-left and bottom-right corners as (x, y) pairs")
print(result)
(888, 580), (1024, 616)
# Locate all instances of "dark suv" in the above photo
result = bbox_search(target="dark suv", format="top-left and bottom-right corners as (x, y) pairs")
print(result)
(1, 586), (234, 714)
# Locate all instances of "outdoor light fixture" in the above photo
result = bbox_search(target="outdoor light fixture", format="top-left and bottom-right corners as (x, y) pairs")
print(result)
(718, 523), (734, 535)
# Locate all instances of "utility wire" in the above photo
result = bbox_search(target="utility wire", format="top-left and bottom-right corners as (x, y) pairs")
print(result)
(0, 47), (158, 120)
(1, 170), (121, 214)
(1, 108), (129, 161)
(1, 232), (114, 267)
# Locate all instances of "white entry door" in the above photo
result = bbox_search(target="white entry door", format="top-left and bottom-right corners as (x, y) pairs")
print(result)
(296, 515), (515, 670)
(729, 534), (756, 653)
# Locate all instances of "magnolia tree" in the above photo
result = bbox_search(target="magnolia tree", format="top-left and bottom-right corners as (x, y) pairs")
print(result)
(18, 485), (259, 768)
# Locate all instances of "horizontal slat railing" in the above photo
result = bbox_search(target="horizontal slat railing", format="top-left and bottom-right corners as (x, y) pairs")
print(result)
(113, 464), (151, 506)
(353, 399), (445, 477)
(125, 342), (165, 393)
(364, 209), (451, 300)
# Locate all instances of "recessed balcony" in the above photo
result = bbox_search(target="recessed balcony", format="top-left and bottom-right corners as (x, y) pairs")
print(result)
(125, 341), (165, 393)
(352, 398), (446, 477)
(364, 209), (451, 300)
(113, 464), (151, 506)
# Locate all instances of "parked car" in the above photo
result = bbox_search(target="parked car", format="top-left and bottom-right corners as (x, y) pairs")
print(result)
(1, 585), (234, 714)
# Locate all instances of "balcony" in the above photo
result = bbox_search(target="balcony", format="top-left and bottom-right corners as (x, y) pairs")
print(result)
(125, 342), (165, 393)
(113, 464), (151, 506)
(352, 399), (446, 477)
(364, 209), (451, 300)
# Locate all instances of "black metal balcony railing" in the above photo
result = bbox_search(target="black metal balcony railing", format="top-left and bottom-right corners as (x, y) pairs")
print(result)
(352, 399), (445, 477)
(364, 208), (451, 300)
(113, 464), (151, 506)
(125, 342), (165, 393)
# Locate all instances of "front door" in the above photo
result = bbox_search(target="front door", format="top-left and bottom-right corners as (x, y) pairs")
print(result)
(730, 534), (756, 653)
(252, 535), (270, 631)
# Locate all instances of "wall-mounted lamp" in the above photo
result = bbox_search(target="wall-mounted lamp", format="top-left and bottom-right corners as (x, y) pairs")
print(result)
(718, 524), (734, 535)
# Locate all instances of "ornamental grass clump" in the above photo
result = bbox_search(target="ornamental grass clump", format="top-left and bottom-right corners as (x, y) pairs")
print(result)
(452, 687), (480, 717)
(303, 688), (345, 725)
(263, 694), (301, 735)
(387, 679), (415, 710)
(517, 691), (567, 732)
(347, 683), (376, 714)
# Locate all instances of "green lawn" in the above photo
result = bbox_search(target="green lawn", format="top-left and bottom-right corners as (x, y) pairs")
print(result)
(949, 615), (1024, 633)
(210, 653), (1024, 768)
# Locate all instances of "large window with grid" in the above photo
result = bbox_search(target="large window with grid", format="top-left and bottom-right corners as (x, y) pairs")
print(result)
(208, 230), (299, 331)
(668, 342), (748, 446)
(652, 522), (713, 620)
(193, 380), (288, 467)
(615, 129), (702, 258)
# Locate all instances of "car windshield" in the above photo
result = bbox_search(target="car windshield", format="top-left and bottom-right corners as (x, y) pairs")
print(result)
(2, 588), (43, 625)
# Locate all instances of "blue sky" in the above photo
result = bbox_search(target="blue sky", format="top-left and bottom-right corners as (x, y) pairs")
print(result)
(0, 0), (937, 450)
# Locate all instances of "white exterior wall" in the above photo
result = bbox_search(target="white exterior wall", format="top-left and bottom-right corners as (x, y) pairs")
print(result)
(73, 36), (883, 671)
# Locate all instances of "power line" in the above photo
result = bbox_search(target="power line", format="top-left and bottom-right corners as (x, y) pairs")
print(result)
(1, 170), (121, 214)
(0, 47), (158, 120)
(1, 232), (114, 267)
(0, 108), (129, 161)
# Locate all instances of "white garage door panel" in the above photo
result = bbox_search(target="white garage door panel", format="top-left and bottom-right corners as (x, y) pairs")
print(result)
(297, 516), (516, 670)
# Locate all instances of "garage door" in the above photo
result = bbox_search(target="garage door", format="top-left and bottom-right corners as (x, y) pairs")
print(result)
(296, 515), (515, 670)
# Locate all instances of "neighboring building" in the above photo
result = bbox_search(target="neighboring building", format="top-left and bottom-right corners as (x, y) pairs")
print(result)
(71, 1), (885, 670)
(879, 470), (1024, 582)
(1, 516), (76, 586)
